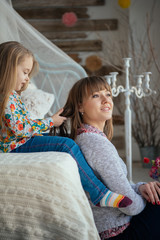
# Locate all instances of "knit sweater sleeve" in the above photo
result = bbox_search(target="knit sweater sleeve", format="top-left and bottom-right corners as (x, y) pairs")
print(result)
(76, 132), (146, 216)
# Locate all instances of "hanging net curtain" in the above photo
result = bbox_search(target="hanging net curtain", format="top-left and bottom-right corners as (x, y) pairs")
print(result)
(0, 0), (87, 112)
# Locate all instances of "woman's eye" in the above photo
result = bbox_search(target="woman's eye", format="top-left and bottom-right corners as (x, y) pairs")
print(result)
(106, 93), (111, 97)
(92, 94), (99, 98)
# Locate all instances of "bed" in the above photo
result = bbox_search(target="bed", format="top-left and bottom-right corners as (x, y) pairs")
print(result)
(0, 152), (100, 240)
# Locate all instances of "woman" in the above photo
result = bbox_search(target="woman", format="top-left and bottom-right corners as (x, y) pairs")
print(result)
(55, 76), (160, 239)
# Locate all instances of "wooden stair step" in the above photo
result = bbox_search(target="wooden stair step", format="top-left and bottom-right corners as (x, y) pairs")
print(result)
(43, 32), (87, 40)
(53, 39), (102, 52)
(14, 7), (89, 19)
(12, 0), (105, 8)
(84, 65), (122, 76)
(28, 19), (118, 32)
(112, 136), (125, 150)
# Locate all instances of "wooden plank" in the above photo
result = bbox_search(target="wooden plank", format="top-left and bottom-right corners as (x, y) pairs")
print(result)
(84, 65), (122, 76)
(53, 40), (102, 52)
(113, 115), (124, 125)
(112, 136), (125, 149)
(67, 53), (81, 63)
(43, 32), (87, 40)
(28, 19), (118, 32)
(12, 0), (105, 8)
(14, 7), (89, 19)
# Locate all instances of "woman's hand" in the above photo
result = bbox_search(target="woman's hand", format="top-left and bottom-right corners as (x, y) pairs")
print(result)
(51, 108), (67, 127)
(139, 181), (160, 205)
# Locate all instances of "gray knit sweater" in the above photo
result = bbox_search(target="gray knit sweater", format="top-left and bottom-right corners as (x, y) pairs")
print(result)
(76, 124), (146, 233)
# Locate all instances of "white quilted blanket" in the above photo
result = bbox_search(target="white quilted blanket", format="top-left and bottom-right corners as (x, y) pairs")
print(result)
(0, 152), (100, 240)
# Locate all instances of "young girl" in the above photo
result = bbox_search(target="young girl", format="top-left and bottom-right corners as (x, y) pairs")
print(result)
(0, 41), (132, 209)
(57, 76), (160, 239)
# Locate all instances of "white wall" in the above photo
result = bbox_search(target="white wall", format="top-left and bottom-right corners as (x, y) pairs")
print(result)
(129, 0), (160, 82)
(129, 0), (160, 160)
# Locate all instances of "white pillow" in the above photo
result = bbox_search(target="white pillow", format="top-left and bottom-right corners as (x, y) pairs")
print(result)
(21, 82), (55, 119)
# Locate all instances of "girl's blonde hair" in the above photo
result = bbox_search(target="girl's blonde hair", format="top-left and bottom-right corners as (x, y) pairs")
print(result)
(0, 41), (39, 125)
(53, 76), (113, 140)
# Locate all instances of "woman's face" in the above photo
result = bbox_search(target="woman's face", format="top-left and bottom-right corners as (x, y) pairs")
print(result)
(15, 55), (33, 92)
(79, 88), (113, 131)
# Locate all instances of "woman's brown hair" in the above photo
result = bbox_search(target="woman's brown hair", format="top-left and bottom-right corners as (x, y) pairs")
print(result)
(52, 76), (113, 141)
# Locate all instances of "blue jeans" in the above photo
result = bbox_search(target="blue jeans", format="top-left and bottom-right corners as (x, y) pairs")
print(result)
(11, 135), (107, 205)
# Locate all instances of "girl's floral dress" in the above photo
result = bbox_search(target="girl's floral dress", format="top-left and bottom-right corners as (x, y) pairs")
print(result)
(0, 91), (53, 153)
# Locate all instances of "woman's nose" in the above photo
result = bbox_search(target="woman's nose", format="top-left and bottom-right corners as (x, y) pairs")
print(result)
(102, 95), (108, 103)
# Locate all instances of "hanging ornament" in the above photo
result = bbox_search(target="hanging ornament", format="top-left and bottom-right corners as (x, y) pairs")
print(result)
(62, 12), (78, 27)
(118, 0), (131, 8)
(85, 55), (102, 72)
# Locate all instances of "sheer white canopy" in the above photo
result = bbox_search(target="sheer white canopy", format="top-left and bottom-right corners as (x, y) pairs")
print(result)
(0, 0), (87, 112)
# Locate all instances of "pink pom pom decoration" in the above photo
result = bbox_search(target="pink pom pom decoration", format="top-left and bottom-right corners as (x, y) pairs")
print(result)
(62, 12), (78, 27)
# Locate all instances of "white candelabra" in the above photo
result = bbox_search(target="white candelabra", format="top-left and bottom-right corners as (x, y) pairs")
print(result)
(105, 58), (156, 182)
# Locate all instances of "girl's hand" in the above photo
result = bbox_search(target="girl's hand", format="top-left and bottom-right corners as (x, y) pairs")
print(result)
(51, 108), (67, 127)
(139, 181), (160, 205)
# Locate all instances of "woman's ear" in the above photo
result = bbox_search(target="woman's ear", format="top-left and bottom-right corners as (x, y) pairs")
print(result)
(78, 104), (84, 114)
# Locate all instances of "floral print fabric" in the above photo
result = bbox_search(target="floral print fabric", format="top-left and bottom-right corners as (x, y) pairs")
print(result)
(77, 124), (106, 138)
(0, 91), (53, 152)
